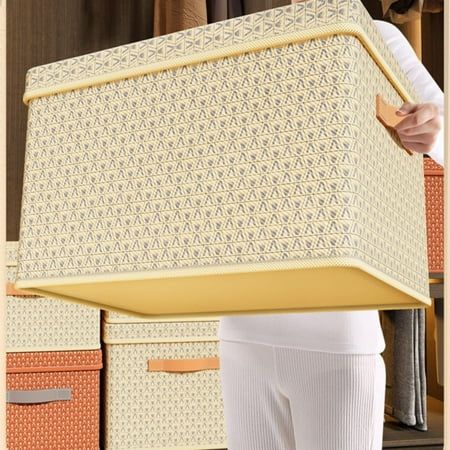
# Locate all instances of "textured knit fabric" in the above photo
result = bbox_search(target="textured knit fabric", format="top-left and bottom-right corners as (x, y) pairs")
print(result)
(219, 340), (386, 450)
(217, 19), (445, 355)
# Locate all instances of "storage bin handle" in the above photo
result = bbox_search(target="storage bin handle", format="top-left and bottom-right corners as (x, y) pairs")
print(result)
(375, 94), (413, 156)
(148, 357), (220, 373)
(6, 282), (37, 296)
(6, 388), (72, 404)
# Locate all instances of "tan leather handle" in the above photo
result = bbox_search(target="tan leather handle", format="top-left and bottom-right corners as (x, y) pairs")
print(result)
(6, 282), (37, 296)
(148, 357), (220, 373)
(375, 94), (413, 156)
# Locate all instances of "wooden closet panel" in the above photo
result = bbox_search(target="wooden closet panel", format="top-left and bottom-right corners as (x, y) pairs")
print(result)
(363, 0), (384, 19)
(7, 0), (155, 241)
(421, 12), (444, 91)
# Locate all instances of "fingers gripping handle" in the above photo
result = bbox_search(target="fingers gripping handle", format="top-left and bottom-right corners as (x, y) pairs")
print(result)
(375, 94), (414, 156)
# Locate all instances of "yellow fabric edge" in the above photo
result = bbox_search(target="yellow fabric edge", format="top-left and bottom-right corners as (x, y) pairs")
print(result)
(11, 287), (153, 318)
(17, 286), (430, 323)
(22, 22), (413, 105)
(5, 344), (101, 353)
(96, 445), (227, 450)
(15, 256), (431, 308)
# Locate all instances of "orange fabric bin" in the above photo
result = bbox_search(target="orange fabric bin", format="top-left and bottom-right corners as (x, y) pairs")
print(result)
(6, 349), (102, 450)
(424, 156), (444, 275)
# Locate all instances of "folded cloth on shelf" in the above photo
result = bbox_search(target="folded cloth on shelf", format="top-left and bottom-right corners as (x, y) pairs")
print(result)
(381, 308), (427, 430)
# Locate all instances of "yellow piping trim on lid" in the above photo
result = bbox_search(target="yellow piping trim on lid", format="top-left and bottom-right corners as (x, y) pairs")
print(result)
(23, 23), (414, 105)
(103, 314), (221, 324)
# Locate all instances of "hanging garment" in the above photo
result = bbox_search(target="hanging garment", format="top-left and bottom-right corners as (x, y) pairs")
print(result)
(381, 308), (427, 430)
(206, 0), (244, 22)
(153, 0), (207, 36)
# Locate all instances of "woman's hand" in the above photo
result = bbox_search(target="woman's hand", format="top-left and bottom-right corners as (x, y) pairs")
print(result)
(394, 102), (442, 155)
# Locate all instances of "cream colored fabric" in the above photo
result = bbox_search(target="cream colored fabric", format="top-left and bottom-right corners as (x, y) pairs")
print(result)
(102, 318), (226, 449)
(17, 1), (430, 317)
(6, 242), (100, 352)
(219, 340), (386, 450)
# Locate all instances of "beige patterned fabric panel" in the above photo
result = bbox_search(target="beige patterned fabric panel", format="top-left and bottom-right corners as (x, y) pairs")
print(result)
(103, 339), (226, 449)
(23, 0), (418, 99)
(102, 320), (222, 447)
(340, 37), (428, 294)
(17, 0), (428, 302)
(6, 242), (100, 352)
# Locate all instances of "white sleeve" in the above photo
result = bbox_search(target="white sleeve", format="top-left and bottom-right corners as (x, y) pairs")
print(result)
(374, 20), (444, 167)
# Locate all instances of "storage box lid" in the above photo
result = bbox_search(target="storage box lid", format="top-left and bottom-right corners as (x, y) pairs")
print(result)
(102, 319), (219, 344)
(23, 0), (419, 105)
(6, 349), (103, 374)
(102, 309), (220, 324)
(424, 155), (444, 176)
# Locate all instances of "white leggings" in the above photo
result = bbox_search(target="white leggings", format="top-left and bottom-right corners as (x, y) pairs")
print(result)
(218, 339), (386, 450)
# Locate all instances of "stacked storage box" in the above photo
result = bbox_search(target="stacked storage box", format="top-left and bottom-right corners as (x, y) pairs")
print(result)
(101, 311), (227, 449)
(424, 156), (444, 277)
(6, 241), (102, 449)
(423, 156), (445, 386)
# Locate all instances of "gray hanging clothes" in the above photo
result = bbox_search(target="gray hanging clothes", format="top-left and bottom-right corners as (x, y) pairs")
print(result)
(434, 298), (444, 386)
(206, 0), (291, 23)
(206, 0), (243, 22)
(381, 308), (428, 431)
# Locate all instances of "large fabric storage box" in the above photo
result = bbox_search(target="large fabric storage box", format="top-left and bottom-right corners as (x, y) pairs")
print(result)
(102, 313), (226, 449)
(6, 241), (100, 352)
(423, 156), (444, 276)
(16, 0), (432, 317)
(6, 349), (102, 450)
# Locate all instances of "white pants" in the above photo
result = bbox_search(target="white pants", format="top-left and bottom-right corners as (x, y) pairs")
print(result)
(219, 339), (386, 450)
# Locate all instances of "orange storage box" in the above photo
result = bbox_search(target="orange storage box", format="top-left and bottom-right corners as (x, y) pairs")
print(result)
(424, 156), (444, 276)
(6, 349), (102, 450)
